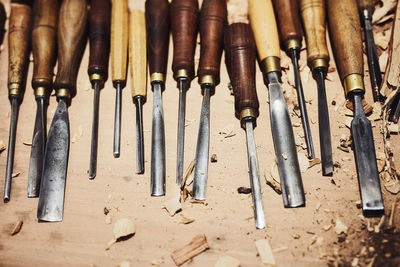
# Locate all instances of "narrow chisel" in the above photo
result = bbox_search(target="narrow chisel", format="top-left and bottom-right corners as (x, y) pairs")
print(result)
(28, 0), (59, 197)
(88, 0), (111, 179)
(300, 0), (333, 176)
(37, 0), (87, 222)
(171, 0), (199, 186)
(327, 0), (384, 216)
(272, 0), (315, 159)
(225, 23), (266, 229)
(192, 0), (227, 200)
(249, 0), (305, 207)
(4, 0), (32, 203)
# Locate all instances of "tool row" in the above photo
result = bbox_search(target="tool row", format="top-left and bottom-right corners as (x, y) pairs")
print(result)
(2, 0), (385, 229)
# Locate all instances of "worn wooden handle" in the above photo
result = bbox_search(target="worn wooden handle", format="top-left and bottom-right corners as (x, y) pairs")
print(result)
(327, 0), (363, 81)
(224, 23), (259, 119)
(54, 0), (88, 99)
(357, 0), (378, 14)
(111, 0), (128, 84)
(171, 0), (199, 80)
(300, 0), (329, 69)
(272, 0), (302, 50)
(129, 10), (147, 100)
(88, 0), (111, 80)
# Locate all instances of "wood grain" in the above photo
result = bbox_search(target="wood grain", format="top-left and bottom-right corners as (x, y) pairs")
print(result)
(111, 0), (128, 84)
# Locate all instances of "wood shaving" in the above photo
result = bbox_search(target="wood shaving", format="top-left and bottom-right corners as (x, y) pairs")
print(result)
(309, 158), (321, 168)
(272, 246), (288, 253)
(214, 255), (240, 267)
(164, 186), (182, 217)
(384, 179), (400, 194)
(373, 0), (397, 24)
(106, 218), (136, 250)
(171, 234), (210, 266)
(10, 220), (23, 235)
(255, 239), (276, 266)
(22, 140), (32, 146)
(0, 140), (5, 153)
(334, 218), (348, 234)
(298, 153), (309, 173)
(181, 159), (195, 189)
(11, 172), (20, 178)
(180, 213), (195, 225)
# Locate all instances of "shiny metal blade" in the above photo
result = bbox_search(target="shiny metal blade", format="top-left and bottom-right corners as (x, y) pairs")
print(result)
(113, 83), (122, 158)
(135, 95), (145, 175)
(37, 99), (70, 222)
(176, 78), (188, 185)
(151, 82), (165, 195)
(351, 94), (384, 216)
(266, 71), (305, 208)
(89, 81), (101, 179)
(192, 85), (211, 200)
(388, 91), (400, 123)
(28, 97), (47, 197)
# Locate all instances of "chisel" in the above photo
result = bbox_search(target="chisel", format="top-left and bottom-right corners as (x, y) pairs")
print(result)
(37, 0), (87, 222)
(4, 0), (32, 203)
(249, 0), (305, 207)
(171, 0), (199, 185)
(111, 0), (128, 158)
(327, 0), (384, 216)
(272, 0), (315, 159)
(224, 23), (266, 229)
(300, 0), (333, 176)
(28, 0), (59, 197)
(192, 0), (227, 200)
(146, 0), (169, 192)
(129, 5), (147, 175)
(88, 0), (111, 179)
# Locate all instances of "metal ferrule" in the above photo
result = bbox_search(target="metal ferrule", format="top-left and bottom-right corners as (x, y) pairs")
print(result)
(90, 73), (105, 88)
(199, 75), (214, 86)
(344, 74), (365, 96)
(174, 69), (189, 80)
(311, 58), (328, 72)
(260, 57), (281, 74)
(150, 72), (165, 83)
(57, 88), (71, 100)
(240, 108), (257, 129)
(286, 39), (301, 51)
(35, 86), (47, 97)
(8, 83), (20, 96)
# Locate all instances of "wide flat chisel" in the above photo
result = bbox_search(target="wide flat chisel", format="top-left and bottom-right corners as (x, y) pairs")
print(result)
(37, 0), (87, 222)
(4, 0), (32, 203)
(300, 0), (333, 176)
(327, 0), (384, 216)
(248, 0), (305, 207)
(192, 0), (227, 200)
(28, 0), (59, 197)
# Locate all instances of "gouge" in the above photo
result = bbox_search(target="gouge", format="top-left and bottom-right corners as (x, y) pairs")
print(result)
(300, 0), (333, 176)
(37, 0), (87, 222)
(28, 0), (59, 197)
(146, 0), (169, 188)
(129, 6), (147, 175)
(327, 0), (384, 216)
(225, 23), (266, 229)
(4, 0), (32, 203)
(88, 0), (111, 179)
(0, 2), (6, 46)
(111, 0), (128, 158)
(272, 0), (315, 159)
(192, 0), (227, 200)
(249, 0), (305, 208)
(171, 0), (199, 186)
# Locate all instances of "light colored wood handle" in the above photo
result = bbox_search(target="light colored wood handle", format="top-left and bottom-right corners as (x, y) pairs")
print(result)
(248, 0), (280, 60)
(129, 9), (147, 99)
(111, 0), (128, 82)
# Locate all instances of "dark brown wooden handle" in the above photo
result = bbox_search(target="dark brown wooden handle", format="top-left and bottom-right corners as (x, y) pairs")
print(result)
(88, 0), (110, 80)
(0, 2), (6, 46)
(327, 0), (363, 81)
(224, 23), (259, 120)
(198, 0), (226, 88)
(31, 0), (59, 92)
(272, 0), (303, 50)
(145, 0), (170, 78)
(171, 0), (199, 81)
(357, 0), (378, 14)
(54, 0), (88, 99)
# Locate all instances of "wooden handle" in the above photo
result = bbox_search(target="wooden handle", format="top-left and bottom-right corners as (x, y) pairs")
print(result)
(224, 23), (259, 120)
(171, 0), (199, 80)
(8, 2), (32, 97)
(88, 0), (111, 81)
(31, 0), (59, 92)
(272, 0), (303, 50)
(357, 0), (378, 14)
(300, 0), (329, 69)
(198, 0), (227, 88)
(248, 0), (280, 61)
(145, 0), (170, 79)
(0, 2), (6, 45)
(129, 9), (147, 100)
(54, 0), (88, 99)
(111, 0), (128, 84)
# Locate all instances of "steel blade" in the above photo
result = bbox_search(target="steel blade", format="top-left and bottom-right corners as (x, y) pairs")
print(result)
(135, 96), (145, 175)
(89, 81), (100, 179)
(176, 78), (188, 185)
(113, 83), (122, 158)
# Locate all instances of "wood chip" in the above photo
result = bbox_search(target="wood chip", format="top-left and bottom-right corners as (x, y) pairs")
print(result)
(255, 239), (276, 266)
(10, 220), (23, 235)
(384, 180), (400, 194)
(181, 160), (195, 189)
(335, 218), (348, 234)
(309, 158), (321, 168)
(118, 260), (131, 267)
(113, 218), (135, 241)
(210, 154), (218, 162)
(22, 140), (32, 146)
(272, 246), (288, 253)
(164, 186), (182, 217)
(171, 234), (210, 266)
(214, 255), (241, 267)
(0, 140), (6, 153)
(180, 214), (195, 225)
(323, 225), (332, 231)
(351, 257), (359, 267)
(388, 123), (399, 134)
(298, 153), (309, 173)
(11, 172), (20, 178)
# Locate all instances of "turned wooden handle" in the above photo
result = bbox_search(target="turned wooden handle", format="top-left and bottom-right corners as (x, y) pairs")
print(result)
(327, 0), (363, 81)
(0, 2), (6, 45)
(357, 0), (378, 14)
(300, 0), (329, 68)
(171, 0), (199, 80)
(129, 9), (147, 100)
(88, 0), (111, 80)
(111, 0), (128, 84)
(54, 0), (88, 99)
(272, 0), (303, 50)
(224, 23), (259, 119)
(31, 0), (59, 91)
(145, 0), (170, 78)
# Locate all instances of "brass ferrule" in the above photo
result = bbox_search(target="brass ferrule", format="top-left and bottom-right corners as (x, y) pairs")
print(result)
(8, 83), (20, 96)
(311, 59), (328, 71)
(199, 75), (214, 86)
(150, 72), (165, 83)
(35, 87), (47, 97)
(260, 57), (281, 74)
(344, 74), (364, 96)
(240, 108), (257, 121)
(57, 88), (71, 99)
(89, 73), (104, 83)
(286, 39), (301, 51)
(174, 69), (189, 80)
